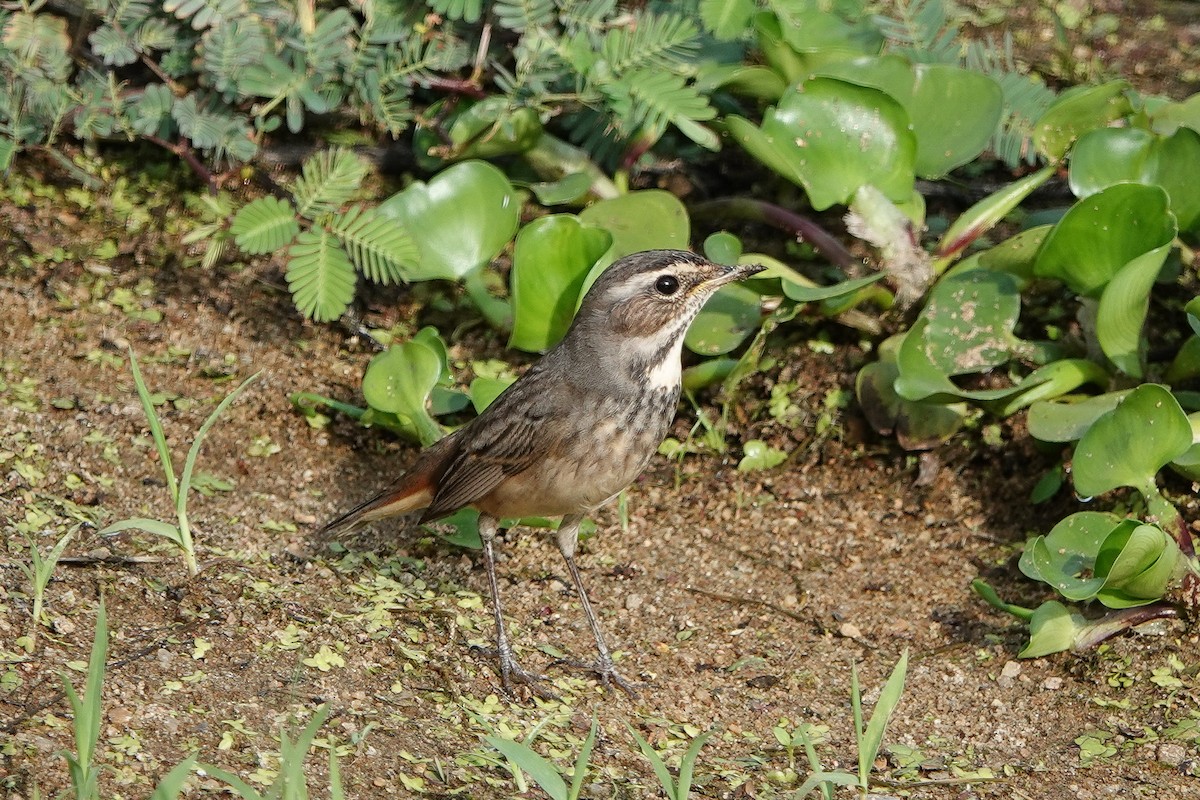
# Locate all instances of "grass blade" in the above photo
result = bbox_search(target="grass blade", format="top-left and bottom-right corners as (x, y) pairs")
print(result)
(859, 650), (909, 789)
(567, 719), (599, 800)
(851, 661), (865, 788)
(97, 518), (183, 544)
(177, 371), (260, 516)
(328, 747), (345, 800)
(795, 725), (833, 800)
(127, 347), (178, 503)
(79, 601), (108, 771)
(676, 728), (714, 798)
(794, 770), (862, 798)
(150, 755), (198, 800)
(627, 725), (676, 799)
(196, 763), (263, 800)
(486, 736), (569, 800)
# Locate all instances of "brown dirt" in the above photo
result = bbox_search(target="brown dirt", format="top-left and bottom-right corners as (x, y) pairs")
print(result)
(4, 6), (1200, 796)
(4, 166), (1199, 799)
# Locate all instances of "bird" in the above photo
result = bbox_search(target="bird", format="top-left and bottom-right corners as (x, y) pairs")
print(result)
(321, 249), (765, 695)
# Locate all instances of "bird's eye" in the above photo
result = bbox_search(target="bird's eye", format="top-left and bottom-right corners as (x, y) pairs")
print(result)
(654, 275), (680, 296)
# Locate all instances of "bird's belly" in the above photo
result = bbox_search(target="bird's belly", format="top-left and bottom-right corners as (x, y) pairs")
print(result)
(476, 413), (667, 519)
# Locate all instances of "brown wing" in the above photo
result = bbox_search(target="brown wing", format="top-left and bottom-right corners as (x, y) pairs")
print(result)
(420, 365), (563, 521)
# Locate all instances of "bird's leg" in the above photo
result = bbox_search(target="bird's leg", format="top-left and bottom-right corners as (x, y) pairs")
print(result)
(477, 513), (551, 697)
(551, 514), (639, 697)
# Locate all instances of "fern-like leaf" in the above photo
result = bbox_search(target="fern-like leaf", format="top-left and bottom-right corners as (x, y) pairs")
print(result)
(330, 204), (419, 284)
(355, 69), (414, 136)
(495, 0), (555, 32)
(3, 12), (72, 81)
(230, 196), (300, 254)
(131, 83), (175, 137)
(135, 17), (177, 52)
(200, 18), (266, 96)
(378, 36), (471, 88)
(600, 12), (700, 75)
(603, 69), (717, 148)
(286, 230), (356, 322)
(875, 0), (962, 63)
(303, 8), (355, 78)
(426, 0), (482, 23)
(170, 92), (255, 162)
(162, 0), (244, 31)
(966, 36), (1056, 167)
(558, 0), (615, 36)
(292, 147), (368, 220)
(88, 24), (137, 66)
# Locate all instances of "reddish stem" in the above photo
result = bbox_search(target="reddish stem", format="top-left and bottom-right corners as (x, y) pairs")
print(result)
(691, 198), (858, 270)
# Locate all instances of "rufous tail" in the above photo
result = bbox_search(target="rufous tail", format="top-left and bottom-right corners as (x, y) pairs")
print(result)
(318, 477), (434, 535)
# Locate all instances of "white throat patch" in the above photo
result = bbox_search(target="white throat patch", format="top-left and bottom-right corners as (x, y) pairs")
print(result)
(645, 335), (685, 390)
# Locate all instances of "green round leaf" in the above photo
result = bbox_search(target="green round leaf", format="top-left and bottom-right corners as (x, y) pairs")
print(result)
(1095, 244), (1171, 377)
(508, 215), (612, 352)
(1072, 384), (1192, 498)
(1033, 183), (1175, 297)
(728, 77), (915, 210)
(773, 5), (882, 57)
(682, 358), (739, 392)
(1033, 80), (1133, 161)
(737, 439), (788, 472)
(1018, 512), (1123, 600)
(1019, 601), (1086, 658)
(414, 97), (543, 169)
(1069, 126), (1200, 234)
(918, 269), (1021, 375)
(684, 282), (762, 356)
(469, 375), (515, 414)
(577, 190), (690, 258)
(977, 225), (1052, 282)
(362, 340), (444, 445)
(813, 54), (914, 102)
(907, 64), (1003, 178)
(1094, 523), (1179, 606)
(527, 173), (593, 206)
(1067, 127), (1156, 197)
(378, 160), (519, 281)
(703, 231), (743, 265)
(854, 337), (965, 449)
(1027, 391), (1130, 443)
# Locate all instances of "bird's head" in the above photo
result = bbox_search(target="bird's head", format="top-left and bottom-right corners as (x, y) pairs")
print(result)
(563, 250), (765, 388)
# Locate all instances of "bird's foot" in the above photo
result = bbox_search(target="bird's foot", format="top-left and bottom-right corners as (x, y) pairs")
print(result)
(472, 644), (558, 700)
(550, 655), (640, 698)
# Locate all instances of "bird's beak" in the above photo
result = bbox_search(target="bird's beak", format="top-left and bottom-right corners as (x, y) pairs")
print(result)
(705, 261), (767, 288)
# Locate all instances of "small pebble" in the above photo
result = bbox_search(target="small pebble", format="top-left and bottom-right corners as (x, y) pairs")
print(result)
(624, 593), (643, 611)
(1042, 676), (1064, 691)
(839, 622), (862, 639)
(997, 660), (1021, 688)
(1158, 743), (1188, 767)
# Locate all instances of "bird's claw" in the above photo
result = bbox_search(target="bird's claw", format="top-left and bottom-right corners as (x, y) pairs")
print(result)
(550, 656), (640, 697)
(472, 644), (559, 700)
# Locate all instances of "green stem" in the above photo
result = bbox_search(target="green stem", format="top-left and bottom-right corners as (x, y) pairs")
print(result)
(289, 392), (367, 420)
(463, 269), (513, 332)
(177, 509), (198, 576)
(1144, 485), (1184, 546)
(522, 133), (620, 199)
(970, 579), (1034, 621)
